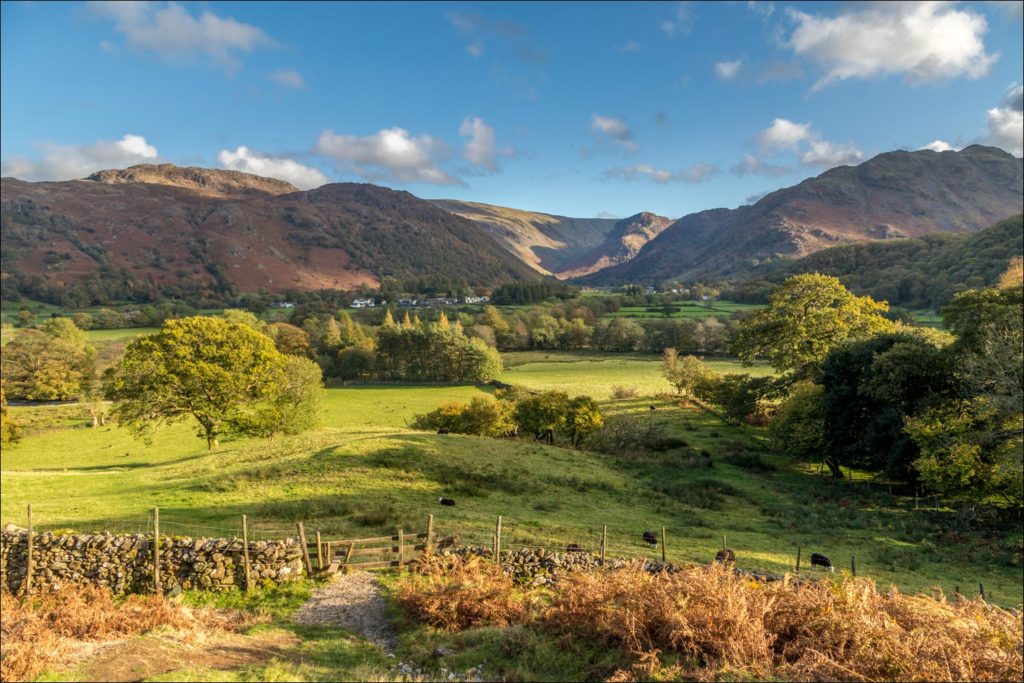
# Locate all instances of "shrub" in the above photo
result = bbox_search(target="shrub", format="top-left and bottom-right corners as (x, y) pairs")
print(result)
(722, 451), (777, 473)
(411, 396), (515, 437)
(610, 385), (638, 399)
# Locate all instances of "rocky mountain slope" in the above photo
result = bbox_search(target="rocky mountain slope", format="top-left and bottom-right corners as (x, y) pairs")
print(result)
(1, 166), (535, 304)
(586, 145), (1024, 284)
(430, 200), (670, 278)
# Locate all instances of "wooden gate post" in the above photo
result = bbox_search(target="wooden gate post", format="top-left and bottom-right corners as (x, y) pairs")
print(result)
(296, 522), (313, 576)
(153, 507), (162, 597)
(398, 529), (405, 567)
(661, 526), (667, 563)
(601, 525), (607, 565)
(426, 514), (434, 556)
(722, 534), (727, 551)
(851, 554), (856, 577)
(24, 504), (34, 596)
(494, 516), (502, 563)
(315, 530), (324, 570)
(242, 515), (251, 592)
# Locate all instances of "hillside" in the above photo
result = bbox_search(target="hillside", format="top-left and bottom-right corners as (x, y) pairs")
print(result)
(586, 146), (1024, 284)
(729, 215), (1024, 309)
(430, 199), (670, 278)
(0, 166), (536, 305)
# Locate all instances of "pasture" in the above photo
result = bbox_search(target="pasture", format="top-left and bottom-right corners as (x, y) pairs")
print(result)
(603, 300), (761, 319)
(2, 351), (1021, 607)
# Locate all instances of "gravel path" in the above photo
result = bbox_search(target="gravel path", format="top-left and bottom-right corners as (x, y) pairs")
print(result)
(292, 571), (397, 652)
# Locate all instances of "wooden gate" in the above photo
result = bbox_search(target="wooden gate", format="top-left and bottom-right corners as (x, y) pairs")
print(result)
(309, 517), (434, 575)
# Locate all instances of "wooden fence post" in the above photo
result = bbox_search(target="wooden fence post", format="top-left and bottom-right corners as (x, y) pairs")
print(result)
(494, 516), (502, 563)
(315, 530), (324, 569)
(398, 529), (405, 567)
(343, 541), (355, 573)
(795, 546), (801, 574)
(241, 514), (251, 592)
(722, 534), (727, 551)
(296, 522), (313, 576)
(153, 507), (162, 597)
(661, 526), (667, 563)
(851, 554), (856, 577)
(601, 525), (607, 565)
(24, 504), (34, 596)
(979, 582), (985, 601)
(426, 514), (434, 556)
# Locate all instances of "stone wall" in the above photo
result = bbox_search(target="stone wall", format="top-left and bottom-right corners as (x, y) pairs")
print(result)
(436, 545), (785, 585)
(0, 530), (305, 595)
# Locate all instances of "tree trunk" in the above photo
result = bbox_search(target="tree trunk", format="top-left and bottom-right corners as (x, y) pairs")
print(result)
(825, 456), (844, 479)
(207, 436), (219, 450)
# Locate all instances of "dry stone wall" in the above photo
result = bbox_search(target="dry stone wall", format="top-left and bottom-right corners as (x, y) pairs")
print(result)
(0, 530), (304, 595)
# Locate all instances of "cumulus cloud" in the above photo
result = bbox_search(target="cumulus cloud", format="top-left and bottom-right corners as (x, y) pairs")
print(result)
(602, 163), (720, 184)
(659, 2), (693, 37)
(729, 154), (793, 177)
(591, 114), (637, 153)
(714, 59), (743, 80)
(754, 118), (863, 169)
(89, 1), (274, 72)
(1, 133), (158, 181)
(921, 139), (956, 152)
(786, 2), (996, 90)
(314, 127), (461, 185)
(268, 68), (305, 89)
(986, 83), (1023, 155)
(458, 117), (515, 173)
(217, 146), (327, 189)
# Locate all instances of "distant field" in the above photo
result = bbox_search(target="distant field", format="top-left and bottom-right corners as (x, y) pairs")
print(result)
(2, 351), (1019, 606)
(604, 300), (762, 319)
(909, 309), (945, 329)
(500, 351), (772, 397)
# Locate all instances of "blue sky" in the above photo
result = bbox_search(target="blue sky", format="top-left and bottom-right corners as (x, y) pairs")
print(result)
(2, 1), (1022, 218)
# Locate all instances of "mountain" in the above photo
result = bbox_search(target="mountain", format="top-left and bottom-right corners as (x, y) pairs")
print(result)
(586, 145), (1024, 285)
(430, 200), (670, 278)
(0, 165), (535, 305)
(729, 215), (1023, 309)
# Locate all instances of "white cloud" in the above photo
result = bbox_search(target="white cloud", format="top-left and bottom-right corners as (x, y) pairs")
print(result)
(986, 83), (1023, 155)
(458, 117), (514, 173)
(921, 139), (956, 152)
(786, 2), (996, 90)
(729, 154), (793, 177)
(591, 114), (636, 152)
(754, 118), (863, 168)
(268, 68), (305, 89)
(217, 146), (327, 190)
(747, 1), (774, 19)
(602, 163), (720, 184)
(714, 59), (743, 80)
(659, 2), (693, 37)
(757, 118), (813, 153)
(89, 1), (274, 72)
(314, 127), (461, 185)
(466, 41), (484, 57)
(1, 133), (158, 181)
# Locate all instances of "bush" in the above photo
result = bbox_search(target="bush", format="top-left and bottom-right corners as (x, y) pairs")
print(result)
(694, 373), (770, 424)
(722, 451), (777, 473)
(767, 381), (826, 460)
(610, 385), (638, 399)
(411, 396), (515, 437)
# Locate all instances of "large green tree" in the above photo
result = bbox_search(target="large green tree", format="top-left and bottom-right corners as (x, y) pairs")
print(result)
(733, 274), (894, 382)
(103, 317), (286, 449)
(228, 355), (323, 441)
(1, 321), (94, 401)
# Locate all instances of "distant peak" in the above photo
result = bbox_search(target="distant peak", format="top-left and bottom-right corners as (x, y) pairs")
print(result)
(86, 163), (299, 196)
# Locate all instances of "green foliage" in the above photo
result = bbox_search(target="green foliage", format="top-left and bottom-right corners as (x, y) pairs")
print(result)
(661, 348), (712, 397)
(767, 382), (826, 461)
(227, 356), (324, 441)
(564, 395), (604, 447)
(0, 382), (21, 445)
(376, 319), (502, 382)
(694, 372), (769, 425)
(734, 274), (894, 382)
(513, 391), (570, 443)
(103, 316), (286, 449)
(411, 396), (516, 437)
(0, 321), (94, 401)
(265, 322), (313, 357)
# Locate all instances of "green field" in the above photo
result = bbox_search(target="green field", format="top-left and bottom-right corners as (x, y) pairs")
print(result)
(604, 300), (762, 319)
(3, 351), (1020, 608)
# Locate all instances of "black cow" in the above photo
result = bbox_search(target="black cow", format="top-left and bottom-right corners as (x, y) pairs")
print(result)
(438, 497), (456, 507)
(649, 405), (657, 411)
(810, 553), (834, 572)
(437, 428), (450, 435)
(714, 548), (735, 563)
(566, 543), (586, 553)
(642, 531), (658, 547)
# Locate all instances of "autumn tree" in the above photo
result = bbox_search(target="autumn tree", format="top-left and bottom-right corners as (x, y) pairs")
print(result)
(1, 320), (94, 401)
(103, 317), (287, 449)
(228, 356), (323, 441)
(733, 274), (894, 382)
(662, 348), (712, 397)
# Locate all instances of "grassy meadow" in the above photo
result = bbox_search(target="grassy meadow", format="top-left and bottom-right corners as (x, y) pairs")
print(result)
(603, 300), (761, 319)
(3, 351), (1021, 608)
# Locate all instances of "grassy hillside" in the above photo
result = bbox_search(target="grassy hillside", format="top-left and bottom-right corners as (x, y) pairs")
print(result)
(3, 353), (1020, 607)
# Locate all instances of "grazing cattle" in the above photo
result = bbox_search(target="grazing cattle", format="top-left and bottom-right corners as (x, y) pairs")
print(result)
(436, 535), (459, 549)
(810, 553), (834, 572)
(566, 543), (586, 553)
(438, 497), (456, 507)
(642, 531), (658, 547)
(714, 548), (735, 563)
(650, 405), (657, 411)
(437, 428), (450, 435)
